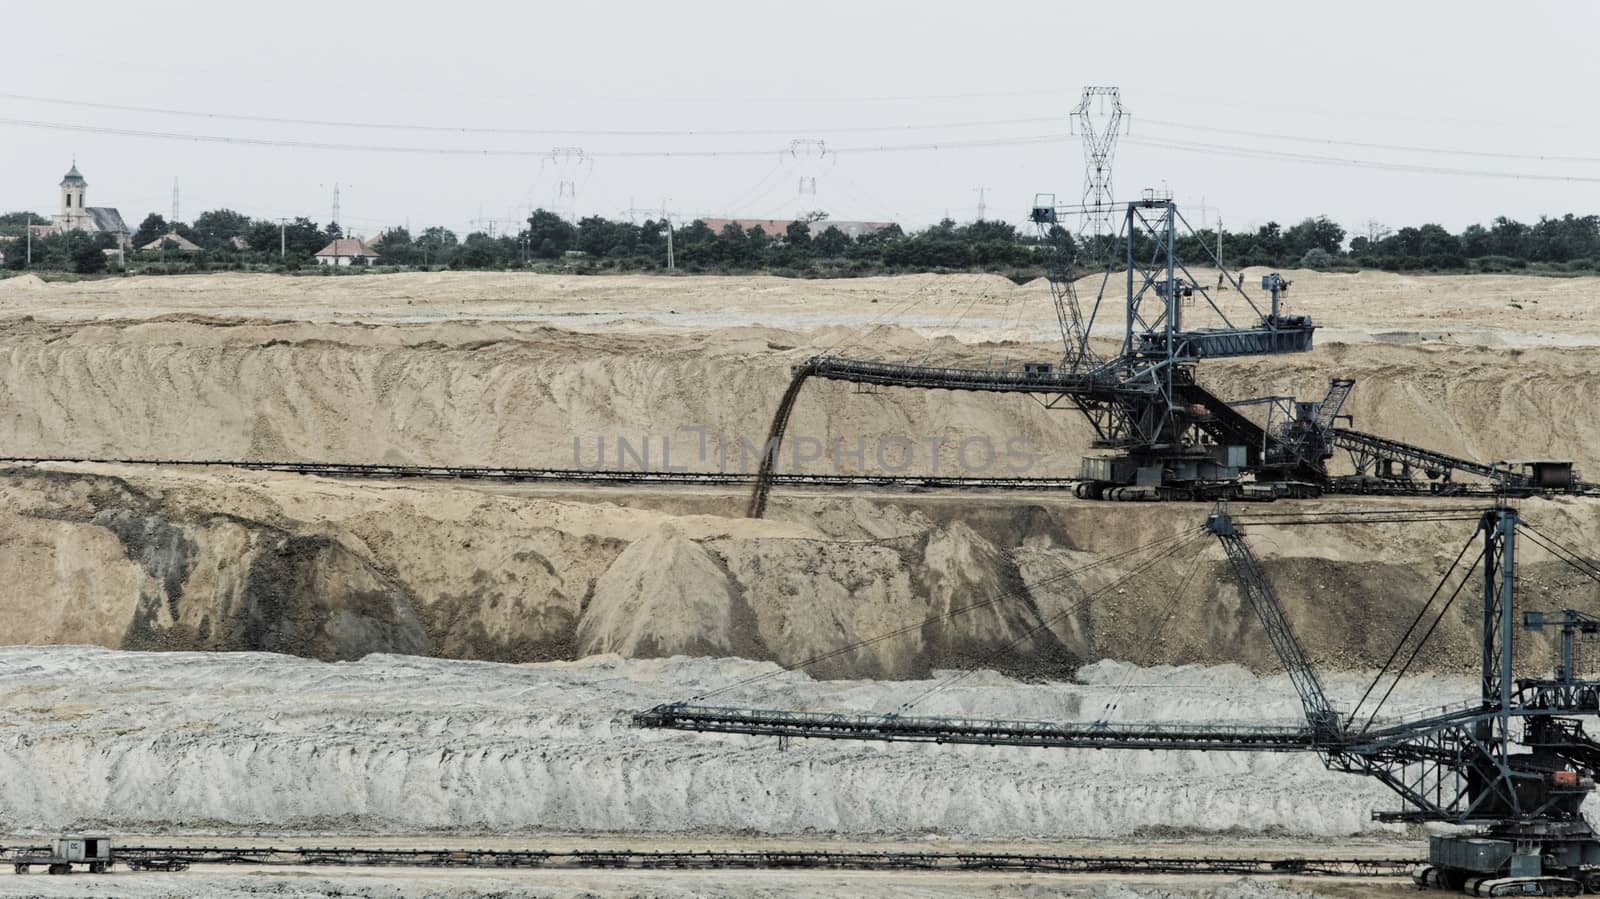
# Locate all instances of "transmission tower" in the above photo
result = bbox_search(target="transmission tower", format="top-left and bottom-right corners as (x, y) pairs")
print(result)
(787, 139), (830, 215)
(544, 147), (591, 224)
(620, 200), (677, 270)
(1023, 87), (1127, 372)
(1071, 86), (1127, 243)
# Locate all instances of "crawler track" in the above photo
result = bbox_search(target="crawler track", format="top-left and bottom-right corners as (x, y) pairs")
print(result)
(1, 844), (1419, 877)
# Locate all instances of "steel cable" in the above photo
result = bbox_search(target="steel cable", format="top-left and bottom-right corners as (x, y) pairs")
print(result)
(1345, 527), (1483, 729)
(1357, 546), (1486, 735)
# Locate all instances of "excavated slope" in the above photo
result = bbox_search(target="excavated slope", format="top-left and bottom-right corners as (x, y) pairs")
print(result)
(2, 463), (1596, 677)
(0, 317), (1593, 477)
(0, 270), (1595, 674)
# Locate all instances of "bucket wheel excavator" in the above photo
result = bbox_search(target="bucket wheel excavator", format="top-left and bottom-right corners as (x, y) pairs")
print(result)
(745, 195), (1586, 517)
(638, 504), (1600, 895)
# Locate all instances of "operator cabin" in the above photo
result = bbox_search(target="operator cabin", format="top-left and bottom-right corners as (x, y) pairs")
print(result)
(47, 164), (130, 248)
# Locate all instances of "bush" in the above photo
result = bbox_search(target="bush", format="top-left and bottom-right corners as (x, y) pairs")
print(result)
(1299, 248), (1333, 269)
(1470, 255), (1527, 273)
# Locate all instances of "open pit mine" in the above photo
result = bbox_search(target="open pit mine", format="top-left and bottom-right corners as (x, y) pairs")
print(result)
(4, 230), (1600, 897)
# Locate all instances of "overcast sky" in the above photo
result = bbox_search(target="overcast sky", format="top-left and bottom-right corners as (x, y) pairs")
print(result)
(5, 1), (1597, 239)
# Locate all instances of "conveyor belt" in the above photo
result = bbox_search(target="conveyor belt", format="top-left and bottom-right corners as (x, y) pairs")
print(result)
(0, 456), (1081, 492)
(1332, 428), (1511, 483)
(633, 703), (1322, 752)
(0, 843), (1419, 877)
(2, 455), (1592, 499)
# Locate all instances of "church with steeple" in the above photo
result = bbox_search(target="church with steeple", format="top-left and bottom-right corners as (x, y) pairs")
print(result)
(46, 163), (130, 248)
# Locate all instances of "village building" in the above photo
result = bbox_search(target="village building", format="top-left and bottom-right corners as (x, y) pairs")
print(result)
(140, 231), (202, 252)
(47, 164), (130, 249)
(314, 238), (381, 266)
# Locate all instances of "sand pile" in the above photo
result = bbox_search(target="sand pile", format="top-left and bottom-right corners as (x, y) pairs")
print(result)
(577, 526), (750, 658)
(0, 273), (46, 290)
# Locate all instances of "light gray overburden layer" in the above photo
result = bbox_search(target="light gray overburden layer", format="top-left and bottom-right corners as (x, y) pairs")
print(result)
(0, 646), (1470, 838)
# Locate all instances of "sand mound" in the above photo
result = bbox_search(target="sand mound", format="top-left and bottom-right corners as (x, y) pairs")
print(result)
(0, 273), (46, 290)
(578, 526), (747, 658)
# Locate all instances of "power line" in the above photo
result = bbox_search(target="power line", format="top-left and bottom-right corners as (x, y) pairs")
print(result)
(373, 86), (1076, 107)
(715, 158), (788, 216)
(0, 92), (1059, 137)
(1139, 116), (1600, 165)
(0, 115), (1073, 158)
(1125, 135), (1600, 184)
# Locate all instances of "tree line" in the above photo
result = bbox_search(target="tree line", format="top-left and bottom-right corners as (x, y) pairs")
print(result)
(5, 206), (1600, 276)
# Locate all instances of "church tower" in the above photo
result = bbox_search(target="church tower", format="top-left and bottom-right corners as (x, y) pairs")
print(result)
(45, 161), (129, 248)
(57, 164), (89, 231)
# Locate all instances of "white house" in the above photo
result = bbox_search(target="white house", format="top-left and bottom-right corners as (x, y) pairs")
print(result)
(314, 238), (381, 266)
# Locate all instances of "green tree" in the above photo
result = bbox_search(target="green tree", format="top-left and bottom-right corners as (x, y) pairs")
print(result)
(0, 211), (48, 237)
(1416, 223), (1461, 258)
(717, 222), (751, 265)
(525, 209), (576, 259)
(192, 209), (253, 250)
(1459, 224), (1490, 257)
(244, 220), (282, 257)
(1486, 217), (1528, 258)
(368, 227), (418, 265)
(961, 219), (1018, 243)
(457, 232), (504, 268)
(745, 224), (771, 253)
(1250, 222), (1286, 262)
(784, 220), (812, 247)
(676, 220), (717, 266)
(1381, 226), (1424, 257)
(578, 216), (624, 257)
(131, 213), (168, 248)
(813, 225), (850, 257)
(1284, 216), (1345, 257)
(283, 217), (327, 257)
(637, 219), (667, 256)
(416, 226), (458, 266)
(55, 230), (108, 273)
